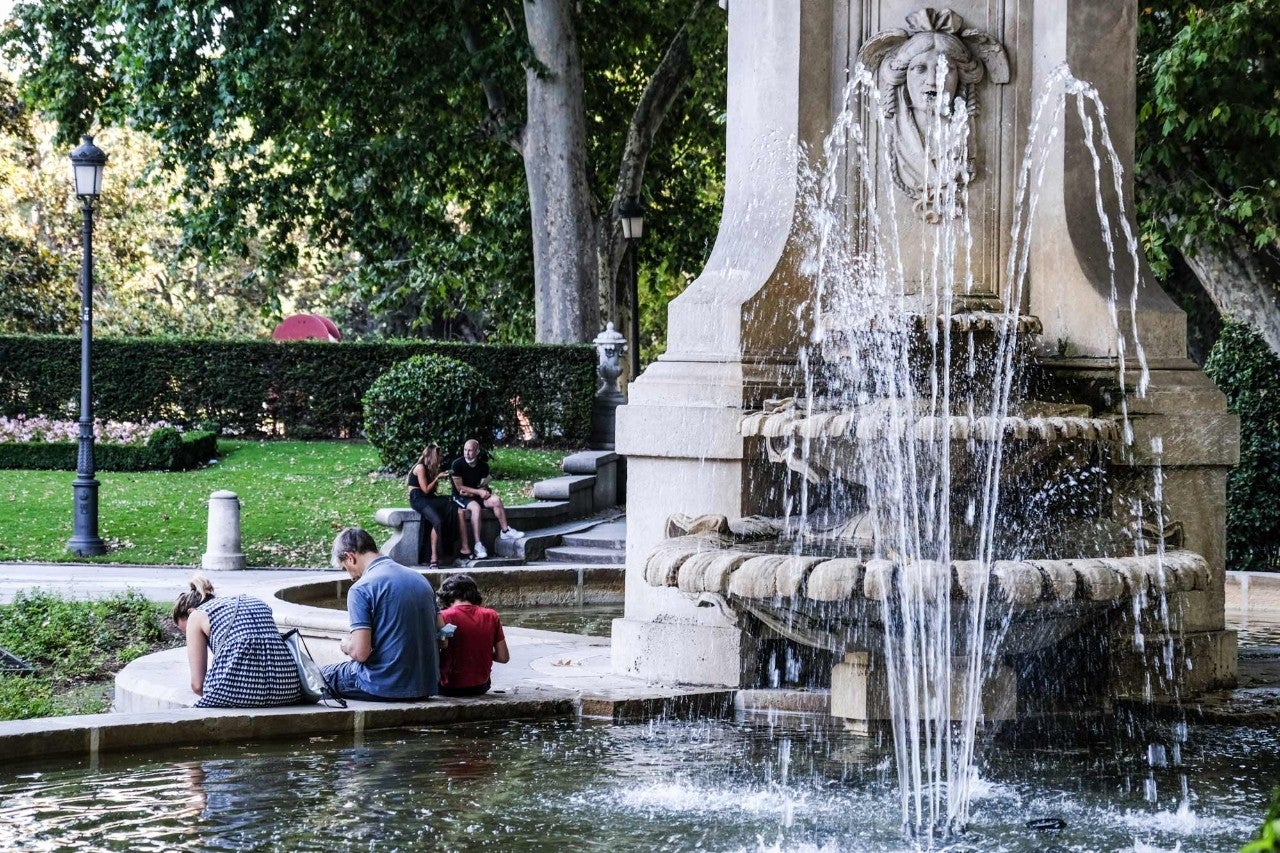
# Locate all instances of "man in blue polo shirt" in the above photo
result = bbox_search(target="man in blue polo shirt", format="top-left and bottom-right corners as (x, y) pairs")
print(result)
(322, 527), (443, 701)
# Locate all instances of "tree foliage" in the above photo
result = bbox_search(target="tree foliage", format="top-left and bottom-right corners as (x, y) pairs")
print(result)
(1136, 0), (1280, 276)
(4, 0), (727, 345)
(0, 72), (344, 338)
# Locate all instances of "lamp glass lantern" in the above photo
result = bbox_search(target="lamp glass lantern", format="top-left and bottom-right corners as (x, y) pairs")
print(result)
(70, 136), (108, 199)
(615, 196), (646, 379)
(617, 196), (645, 241)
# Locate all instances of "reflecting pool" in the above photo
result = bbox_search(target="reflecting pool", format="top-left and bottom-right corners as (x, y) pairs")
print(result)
(0, 714), (1269, 852)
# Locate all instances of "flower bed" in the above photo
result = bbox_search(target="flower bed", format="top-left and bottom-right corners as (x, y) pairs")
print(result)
(0, 416), (176, 445)
(0, 417), (217, 472)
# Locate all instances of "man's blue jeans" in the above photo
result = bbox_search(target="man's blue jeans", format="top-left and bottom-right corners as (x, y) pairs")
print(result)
(320, 660), (425, 702)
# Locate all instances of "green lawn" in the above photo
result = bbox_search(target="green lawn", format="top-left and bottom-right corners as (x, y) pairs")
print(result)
(0, 441), (566, 568)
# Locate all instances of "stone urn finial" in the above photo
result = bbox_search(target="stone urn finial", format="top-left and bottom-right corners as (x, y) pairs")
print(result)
(591, 322), (629, 450)
(594, 322), (628, 394)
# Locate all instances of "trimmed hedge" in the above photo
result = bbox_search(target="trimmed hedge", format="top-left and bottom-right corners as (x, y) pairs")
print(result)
(0, 335), (596, 443)
(0, 429), (218, 472)
(1204, 322), (1280, 572)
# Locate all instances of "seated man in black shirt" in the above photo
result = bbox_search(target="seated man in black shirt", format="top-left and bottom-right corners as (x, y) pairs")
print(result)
(450, 438), (523, 560)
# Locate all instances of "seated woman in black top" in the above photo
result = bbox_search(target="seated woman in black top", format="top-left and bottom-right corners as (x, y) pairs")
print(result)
(407, 443), (455, 568)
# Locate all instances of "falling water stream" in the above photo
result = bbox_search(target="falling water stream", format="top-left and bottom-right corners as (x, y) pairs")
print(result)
(777, 62), (1169, 844)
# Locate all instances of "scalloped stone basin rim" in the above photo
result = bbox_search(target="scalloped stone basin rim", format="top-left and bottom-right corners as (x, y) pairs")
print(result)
(645, 533), (1209, 609)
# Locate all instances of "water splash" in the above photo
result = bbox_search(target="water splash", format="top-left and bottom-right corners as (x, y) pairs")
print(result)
(775, 60), (1168, 844)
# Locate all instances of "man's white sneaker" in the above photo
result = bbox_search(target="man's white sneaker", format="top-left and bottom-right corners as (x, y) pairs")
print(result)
(473, 542), (488, 560)
(500, 526), (524, 540)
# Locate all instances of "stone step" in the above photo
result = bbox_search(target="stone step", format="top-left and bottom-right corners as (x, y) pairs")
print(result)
(561, 523), (626, 551)
(532, 474), (596, 501)
(543, 545), (627, 566)
(532, 475), (596, 517)
(562, 449), (618, 475)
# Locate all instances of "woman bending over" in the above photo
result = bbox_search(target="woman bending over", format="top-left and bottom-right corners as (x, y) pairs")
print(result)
(172, 575), (301, 708)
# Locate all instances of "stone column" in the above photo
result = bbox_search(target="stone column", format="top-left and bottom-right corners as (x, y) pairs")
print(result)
(613, 0), (838, 686)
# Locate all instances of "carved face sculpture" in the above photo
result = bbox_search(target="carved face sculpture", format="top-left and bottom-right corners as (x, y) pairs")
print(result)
(904, 38), (961, 116)
(858, 9), (1010, 219)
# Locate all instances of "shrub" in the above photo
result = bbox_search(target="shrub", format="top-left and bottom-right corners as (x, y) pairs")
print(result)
(1204, 322), (1280, 571)
(146, 426), (183, 459)
(363, 355), (510, 472)
(0, 675), (54, 720)
(0, 589), (174, 680)
(0, 590), (179, 721)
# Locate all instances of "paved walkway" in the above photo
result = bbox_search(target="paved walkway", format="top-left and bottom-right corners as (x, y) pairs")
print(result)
(0, 562), (323, 605)
(1226, 571), (1280, 646)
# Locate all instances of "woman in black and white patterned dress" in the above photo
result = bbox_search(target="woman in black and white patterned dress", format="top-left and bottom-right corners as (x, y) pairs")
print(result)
(172, 575), (302, 707)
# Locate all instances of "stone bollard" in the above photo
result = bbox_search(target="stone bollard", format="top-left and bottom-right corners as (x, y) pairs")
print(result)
(202, 490), (247, 570)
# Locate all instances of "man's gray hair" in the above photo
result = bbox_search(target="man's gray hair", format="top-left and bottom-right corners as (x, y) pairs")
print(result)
(331, 527), (378, 569)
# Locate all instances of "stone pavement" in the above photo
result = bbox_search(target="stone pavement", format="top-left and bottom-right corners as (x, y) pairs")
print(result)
(0, 561), (321, 605)
(1226, 571), (1280, 648)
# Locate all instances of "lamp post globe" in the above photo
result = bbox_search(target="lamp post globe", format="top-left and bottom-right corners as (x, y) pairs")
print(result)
(615, 196), (645, 378)
(67, 135), (108, 557)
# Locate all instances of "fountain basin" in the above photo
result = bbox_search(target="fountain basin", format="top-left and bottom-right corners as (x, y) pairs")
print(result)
(642, 525), (1234, 725)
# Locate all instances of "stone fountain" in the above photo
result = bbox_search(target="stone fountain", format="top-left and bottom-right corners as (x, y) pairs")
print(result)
(614, 0), (1238, 831)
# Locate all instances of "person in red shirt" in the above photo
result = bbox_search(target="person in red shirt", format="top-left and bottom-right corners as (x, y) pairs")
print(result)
(437, 573), (510, 696)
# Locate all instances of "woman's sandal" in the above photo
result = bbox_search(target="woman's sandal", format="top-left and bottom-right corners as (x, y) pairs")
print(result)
(428, 561), (439, 571)
(457, 551), (473, 561)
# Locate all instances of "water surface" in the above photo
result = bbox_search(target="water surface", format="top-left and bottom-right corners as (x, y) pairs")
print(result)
(0, 716), (1269, 852)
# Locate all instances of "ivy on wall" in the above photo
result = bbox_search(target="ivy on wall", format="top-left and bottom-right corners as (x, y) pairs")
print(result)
(1205, 322), (1280, 571)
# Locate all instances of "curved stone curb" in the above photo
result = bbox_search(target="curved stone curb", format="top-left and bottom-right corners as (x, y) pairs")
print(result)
(0, 698), (574, 764)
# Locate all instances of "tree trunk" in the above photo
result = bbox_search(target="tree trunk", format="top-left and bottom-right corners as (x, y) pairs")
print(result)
(1181, 237), (1280, 358)
(522, 0), (598, 344)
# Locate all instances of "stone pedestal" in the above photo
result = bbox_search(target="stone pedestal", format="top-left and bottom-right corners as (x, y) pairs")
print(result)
(830, 651), (1017, 735)
(611, 0), (1240, 699)
(202, 490), (246, 571)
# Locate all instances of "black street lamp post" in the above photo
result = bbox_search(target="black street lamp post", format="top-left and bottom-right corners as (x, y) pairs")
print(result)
(67, 135), (108, 557)
(616, 196), (645, 379)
